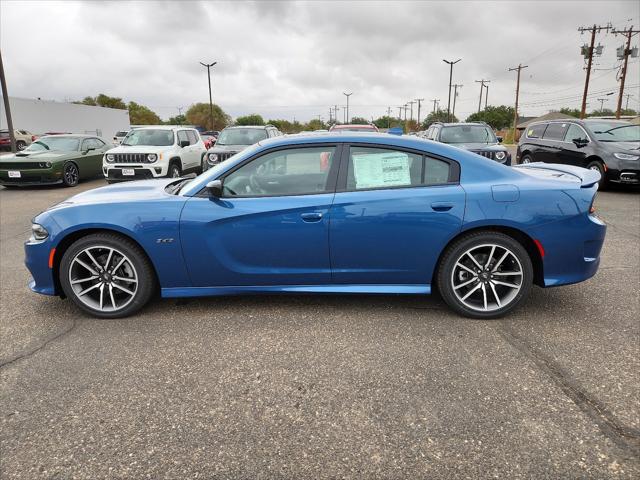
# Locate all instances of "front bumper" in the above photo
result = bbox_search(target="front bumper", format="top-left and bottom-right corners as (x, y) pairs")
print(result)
(606, 168), (640, 185)
(104, 164), (166, 181)
(25, 239), (57, 296)
(0, 168), (62, 186)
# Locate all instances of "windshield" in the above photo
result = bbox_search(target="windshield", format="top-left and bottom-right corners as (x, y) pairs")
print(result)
(25, 137), (80, 152)
(216, 128), (268, 146)
(122, 129), (174, 146)
(440, 125), (496, 144)
(587, 122), (640, 142)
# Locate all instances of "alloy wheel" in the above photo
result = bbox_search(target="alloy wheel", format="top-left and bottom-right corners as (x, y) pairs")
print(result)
(68, 245), (138, 312)
(64, 163), (79, 185)
(450, 243), (523, 312)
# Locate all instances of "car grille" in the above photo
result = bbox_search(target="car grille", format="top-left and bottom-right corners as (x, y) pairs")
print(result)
(112, 153), (152, 164)
(0, 162), (47, 169)
(212, 152), (236, 163)
(470, 150), (496, 160)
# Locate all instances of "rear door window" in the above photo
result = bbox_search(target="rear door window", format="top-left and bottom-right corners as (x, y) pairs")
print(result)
(542, 123), (569, 141)
(346, 146), (423, 191)
(526, 123), (547, 139)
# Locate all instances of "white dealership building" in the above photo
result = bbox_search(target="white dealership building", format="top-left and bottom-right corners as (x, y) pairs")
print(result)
(0, 96), (130, 139)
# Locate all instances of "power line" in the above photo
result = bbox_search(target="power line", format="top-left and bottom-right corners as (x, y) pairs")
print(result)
(577, 23), (612, 118)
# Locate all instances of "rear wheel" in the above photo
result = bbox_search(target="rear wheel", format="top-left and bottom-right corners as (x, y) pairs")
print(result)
(437, 232), (533, 319)
(59, 233), (156, 318)
(586, 160), (606, 189)
(16, 140), (27, 151)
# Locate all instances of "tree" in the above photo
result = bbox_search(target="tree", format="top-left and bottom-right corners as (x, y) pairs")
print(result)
(128, 101), (162, 125)
(422, 110), (457, 129)
(185, 102), (231, 130)
(350, 116), (369, 125)
(590, 108), (615, 117)
(465, 105), (513, 130)
(305, 119), (326, 131)
(166, 114), (186, 125)
(235, 114), (265, 126)
(267, 119), (304, 134)
(96, 94), (126, 110)
(558, 107), (581, 118)
(75, 96), (97, 106)
(372, 116), (403, 130)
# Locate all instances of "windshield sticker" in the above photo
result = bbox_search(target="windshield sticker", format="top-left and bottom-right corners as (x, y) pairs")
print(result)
(353, 151), (411, 189)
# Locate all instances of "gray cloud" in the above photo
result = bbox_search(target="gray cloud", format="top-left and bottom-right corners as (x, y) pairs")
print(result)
(1, 0), (638, 122)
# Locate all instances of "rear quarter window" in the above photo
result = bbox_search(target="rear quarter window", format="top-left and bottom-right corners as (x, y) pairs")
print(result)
(526, 123), (547, 139)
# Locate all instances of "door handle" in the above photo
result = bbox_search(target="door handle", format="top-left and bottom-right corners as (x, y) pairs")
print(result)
(431, 202), (454, 212)
(300, 212), (323, 222)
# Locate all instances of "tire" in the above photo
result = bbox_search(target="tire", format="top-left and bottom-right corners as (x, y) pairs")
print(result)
(59, 232), (156, 319)
(16, 141), (27, 151)
(62, 162), (79, 187)
(520, 154), (533, 164)
(586, 160), (606, 189)
(437, 231), (533, 319)
(168, 162), (182, 178)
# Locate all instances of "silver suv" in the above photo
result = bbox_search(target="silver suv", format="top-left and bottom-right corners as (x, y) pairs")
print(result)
(203, 125), (281, 171)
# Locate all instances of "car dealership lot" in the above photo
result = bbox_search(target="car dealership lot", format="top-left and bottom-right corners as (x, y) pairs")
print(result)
(0, 180), (638, 478)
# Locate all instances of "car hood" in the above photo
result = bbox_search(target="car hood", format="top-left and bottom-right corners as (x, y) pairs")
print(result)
(600, 141), (640, 152)
(450, 143), (505, 151)
(208, 144), (250, 153)
(47, 179), (179, 210)
(0, 150), (74, 161)
(107, 145), (172, 154)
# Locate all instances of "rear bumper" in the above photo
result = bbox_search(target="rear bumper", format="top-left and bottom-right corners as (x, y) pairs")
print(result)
(535, 214), (607, 288)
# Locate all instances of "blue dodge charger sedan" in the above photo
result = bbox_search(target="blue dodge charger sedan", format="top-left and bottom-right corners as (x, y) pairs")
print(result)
(25, 133), (606, 319)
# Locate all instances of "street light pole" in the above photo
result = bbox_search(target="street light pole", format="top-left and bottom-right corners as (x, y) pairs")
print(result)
(343, 92), (353, 124)
(0, 50), (16, 152)
(200, 61), (217, 130)
(443, 58), (461, 122)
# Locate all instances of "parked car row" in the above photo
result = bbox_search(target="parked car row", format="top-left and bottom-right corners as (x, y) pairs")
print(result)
(0, 129), (37, 151)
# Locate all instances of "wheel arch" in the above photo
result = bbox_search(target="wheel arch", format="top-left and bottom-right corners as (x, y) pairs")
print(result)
(51, 227), (160, 297)
(431, 225), (544, 288)
(168, 157), (182, 169)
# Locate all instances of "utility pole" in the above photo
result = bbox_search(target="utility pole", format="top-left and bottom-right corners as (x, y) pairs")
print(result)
(443, 58), (461, 122)
(431, 98), (439, 113)
(0, 50), (16, 152)
(452, 84), (462, 120)
(408, 100), (416, 122)
(343, 92), (353, 124)
(403, 104), (409, 122)
(415, 98), (424, 126)
(578, 24), (610, 119)
(199, 61), (217, 130)
(611, 25), (639, 119)
(596, 97), (609, 113)
(397, 106), (403, 119)
(475, 79), (490, 113)
(623, 93), (632, 110)
(333, 105), (340, 124)
(508, 64), (528, 141)
(484, 83), (489, 109)
(386, 106), (393, 128)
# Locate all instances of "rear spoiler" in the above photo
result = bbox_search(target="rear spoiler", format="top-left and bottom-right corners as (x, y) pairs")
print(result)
(514, 163), (601, 188)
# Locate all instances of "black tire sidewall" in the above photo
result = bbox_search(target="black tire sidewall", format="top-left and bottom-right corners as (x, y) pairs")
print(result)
(586, 161), (606, 189)
(59, 233), (156, 318)
(437, 232), (534, 319)
(520, 154), (532, 164)
(169, 163), (181, 178)
(16, 141), (27, 150)
(62, 162), (79, 187)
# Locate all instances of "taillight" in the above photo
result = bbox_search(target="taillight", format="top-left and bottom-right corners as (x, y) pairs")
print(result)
(589, 193), (597, 214)
(31, 135), (36, 141)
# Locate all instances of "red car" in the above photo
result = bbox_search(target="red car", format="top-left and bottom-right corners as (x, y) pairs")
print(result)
(329, 124), (379, 133)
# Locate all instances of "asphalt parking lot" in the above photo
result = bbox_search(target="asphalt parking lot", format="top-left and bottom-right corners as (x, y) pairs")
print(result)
(0, 177), (638, 479)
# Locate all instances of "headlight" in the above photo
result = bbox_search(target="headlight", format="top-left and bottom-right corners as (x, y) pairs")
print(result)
(106, 154), (115, 163)
(147, 153), (158, 163)
(30, 223), (49, 242)
(613, 152), (639, 160)
(38, 162), (52, 168)
(208, 153), (218, 164)
(495, 151), (506, 161)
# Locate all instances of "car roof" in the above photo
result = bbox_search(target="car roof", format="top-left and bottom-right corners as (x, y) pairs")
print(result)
(331, 124), (376, 129)
(40, 134), (99, 139)
(223, 125), (270, 130)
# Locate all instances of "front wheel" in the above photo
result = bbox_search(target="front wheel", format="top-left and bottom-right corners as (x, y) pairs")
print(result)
(62, 162), (79, 187)
(520, 154), (533, 164)
(168, 163), (181, 178)
(586, 160), (606, 189)
(437, 232), (533, 319)
(59, 233), (156, 318)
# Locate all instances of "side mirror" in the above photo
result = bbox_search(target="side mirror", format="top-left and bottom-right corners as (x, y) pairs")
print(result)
(206, 179), (223, 197)
(572, 138), (587, 148)
(180, 140), (190, 148)
(82, 147), (95, 154)
(496, 136), (503, 143)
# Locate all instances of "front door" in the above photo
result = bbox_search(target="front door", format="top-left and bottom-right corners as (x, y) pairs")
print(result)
(329, 145), (465, 285)
(557, 123), (590, 167)
(180, 144), (340, 286)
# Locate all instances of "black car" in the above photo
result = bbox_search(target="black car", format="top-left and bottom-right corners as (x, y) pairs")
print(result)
(423, 122), (511, 165)
(517, 118), (640, 187)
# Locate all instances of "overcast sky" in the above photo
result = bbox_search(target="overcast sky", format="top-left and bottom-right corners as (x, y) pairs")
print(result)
(1, 0), (639, 123)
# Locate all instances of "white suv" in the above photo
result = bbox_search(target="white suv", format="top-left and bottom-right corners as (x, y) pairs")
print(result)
(103, 126), (206, 183)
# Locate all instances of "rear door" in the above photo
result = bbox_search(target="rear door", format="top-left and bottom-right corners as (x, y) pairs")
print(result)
(329, 144), (464, 286)
(538, 122), (569, 163)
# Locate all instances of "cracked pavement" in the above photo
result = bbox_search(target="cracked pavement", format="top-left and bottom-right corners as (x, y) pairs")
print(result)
(1, 179), (639, 479)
